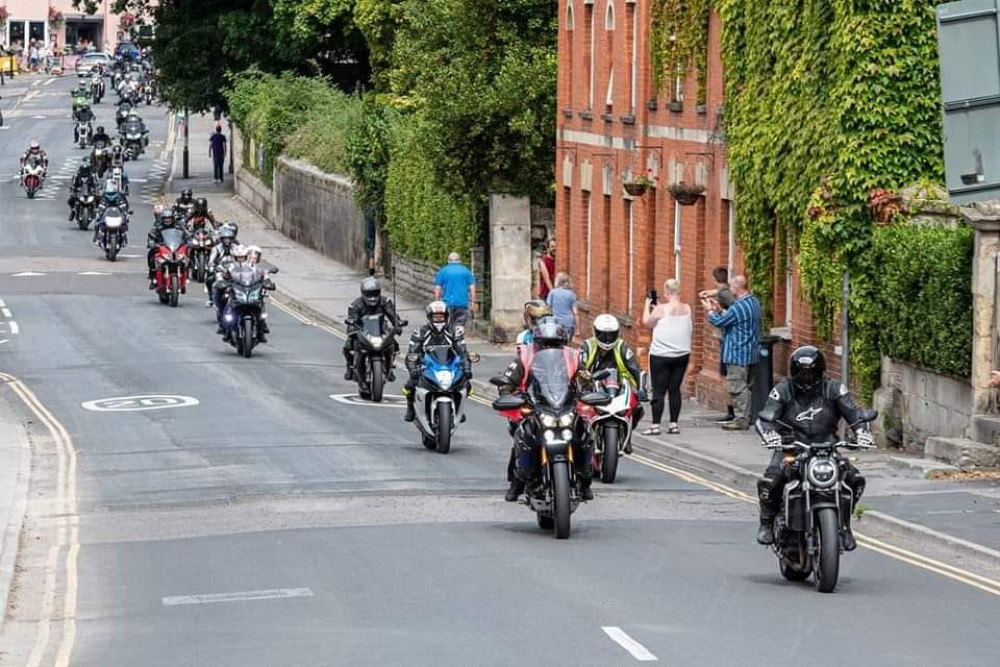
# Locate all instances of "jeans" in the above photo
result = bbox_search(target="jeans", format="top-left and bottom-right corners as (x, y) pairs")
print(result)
(649, 354), (690, 424)
(725, 364), (753, 424)
(448, 306), (469, 328)
(213, 157), (224, 182)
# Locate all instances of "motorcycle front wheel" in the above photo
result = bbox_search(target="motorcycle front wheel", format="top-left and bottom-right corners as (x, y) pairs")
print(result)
(814, 508), (841, 593)
(600, 423), (620, 484)
(241, 317), (254, 358)
(551, 460), (571, 539)
(169, 274), (179, 308)
(369, 358), (384, 403)
(435, 401), (452, 454)
(106, 235), (118, 261)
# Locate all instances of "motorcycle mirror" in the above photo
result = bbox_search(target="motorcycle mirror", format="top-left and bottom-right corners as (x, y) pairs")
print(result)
(580, 391), (612, 407)
(489, 375), (511, 388)
(267, 267), (279, 274)
(491, 394), (526, 412)
(468, 352), (481, 364)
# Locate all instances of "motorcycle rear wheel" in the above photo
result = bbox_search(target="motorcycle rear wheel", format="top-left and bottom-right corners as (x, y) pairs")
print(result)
(435, 401), (452, 454)
(551, 461), (572, 539)
(814, 508), (841, 593)
(600, 424), (620, 484)
(370, 358), (384, 403)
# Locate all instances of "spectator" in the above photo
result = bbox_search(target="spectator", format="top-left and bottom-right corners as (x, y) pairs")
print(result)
(433, 252), (476, 328)
(704, 275), (762, 430)
(990, 370), (1000, 389)
(537, 238), (556, 300)
(642, 278), (692, 435)
(700, 265), (737, 423)
(209, 127), (227, 184)
(546, 272), (579, 342)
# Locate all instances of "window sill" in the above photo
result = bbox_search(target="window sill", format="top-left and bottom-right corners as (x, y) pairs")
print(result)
(647, 99), (658, 111)
(578, 110), (594, 120)
(601, 113), (614, 122)
(769, 326), (792, 342)
(620, 114), (636, 125)
(562, 108), (573, 118)
(668, 101), (683, 113)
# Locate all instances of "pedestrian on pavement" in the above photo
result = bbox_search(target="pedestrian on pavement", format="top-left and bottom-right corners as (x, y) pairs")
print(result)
(700, 265), (737, 423)
(209, 127), (227, 184)
(433, 252), (476, 328)
(546, 272), (579, 343)
(642, 278), (692, 435)
(704, 275), (762, 430)
(537, 238), (556, 300)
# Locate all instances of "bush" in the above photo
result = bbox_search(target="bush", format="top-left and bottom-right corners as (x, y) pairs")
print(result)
(384, 113), (481, 263)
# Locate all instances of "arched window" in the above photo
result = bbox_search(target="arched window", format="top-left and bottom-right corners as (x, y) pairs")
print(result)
(605, 1), (616, 30)
(567, 2), (575, 30)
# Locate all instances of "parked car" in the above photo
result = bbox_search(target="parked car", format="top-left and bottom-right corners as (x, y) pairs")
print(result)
(76, 52), (111, 77)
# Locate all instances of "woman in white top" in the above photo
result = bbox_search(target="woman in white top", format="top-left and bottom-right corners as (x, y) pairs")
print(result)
(641, 278), (692, 435)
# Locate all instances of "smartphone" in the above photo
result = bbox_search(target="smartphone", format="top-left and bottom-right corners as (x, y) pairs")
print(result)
(648, 289), (658, 305)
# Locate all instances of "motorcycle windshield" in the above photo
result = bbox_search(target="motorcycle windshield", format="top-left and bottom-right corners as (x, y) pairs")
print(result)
(361, 315), (384, 336)
(425, 344), (454, 365)
(528, 348), (573, 409)
(161, 228), (185, 252)
(230, 266), (262, 288)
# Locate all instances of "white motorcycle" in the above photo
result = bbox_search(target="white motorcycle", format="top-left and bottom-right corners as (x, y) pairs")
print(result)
(21, 158), (46, 199)
(586, 369), (640, 484)
(75, 121), (93, 149)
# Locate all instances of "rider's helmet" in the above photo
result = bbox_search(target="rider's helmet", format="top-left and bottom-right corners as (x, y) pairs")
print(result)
(96, 125), (105, 135)
(247, 245), (262, 266)
(128, 109), (139, 119)
(217, 223), (237, 249)
(593, 313), (621, 351)
(29, 140), (40, 154)
(361, 277), (381, 307)
(232, 244), (249, 265)
(193, 198), (209, 216)
(426, 300), (448, 333)
(523, 299), (551, 328)
(159, 207), (177, 228)
(532, 316), (568, 350)
(103, 181), (120, 203)
(179, 188), (193, 203)
(80, 156), (92, 172)
(789, 345), (826, 397)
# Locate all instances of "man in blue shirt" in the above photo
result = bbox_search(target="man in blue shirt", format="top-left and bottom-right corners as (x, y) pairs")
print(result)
(434, 252), (476, 328)
(209, 128), (227, 184)
(704, 275), (762, 430)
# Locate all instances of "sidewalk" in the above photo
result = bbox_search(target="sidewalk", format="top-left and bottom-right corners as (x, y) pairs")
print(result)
(0, 392), (31, 634)
(168, 113), (1000, 572)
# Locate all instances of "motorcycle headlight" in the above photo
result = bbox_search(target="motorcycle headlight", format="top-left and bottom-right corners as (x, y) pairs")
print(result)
(105, 216), (122, 229)
(368, 335), (383, 349)
(806, 458), (839, 489)
(558, 413), (575, 427)
(540, 414), (558, 428)
(434, 369), (454, 389)
(543, 429), (557, 443)
(561, 428), (573, 441)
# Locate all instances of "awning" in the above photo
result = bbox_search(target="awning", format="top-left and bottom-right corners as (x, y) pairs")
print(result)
(62, 14), (105, 23)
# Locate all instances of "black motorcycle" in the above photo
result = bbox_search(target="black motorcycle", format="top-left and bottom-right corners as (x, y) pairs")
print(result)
(756, 413), (876, 593)
(351, 313), (405, 402)
(122, 125), (146, 161)
(74, 184), (99, 231)
(491, 350), (610, 539)
(223, 265), (278, 358)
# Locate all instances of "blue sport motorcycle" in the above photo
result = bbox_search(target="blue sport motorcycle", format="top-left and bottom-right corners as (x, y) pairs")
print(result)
(413, 344), (469, 454)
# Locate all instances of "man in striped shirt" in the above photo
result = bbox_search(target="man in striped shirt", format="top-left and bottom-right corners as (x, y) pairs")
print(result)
(704, 276), (762, 430)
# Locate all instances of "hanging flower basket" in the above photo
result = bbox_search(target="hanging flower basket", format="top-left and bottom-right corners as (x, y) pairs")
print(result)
(48, 9), (65, 30)
(669, 182), (705, 206)
(622, 172), (657, 197)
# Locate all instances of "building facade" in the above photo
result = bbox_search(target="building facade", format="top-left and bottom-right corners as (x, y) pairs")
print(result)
(556, 0), (835, 408)
(4, 0), (140, 52)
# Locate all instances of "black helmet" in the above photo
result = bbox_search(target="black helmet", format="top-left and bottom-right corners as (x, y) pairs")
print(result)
(96, 125), (105, 134)
(532, 316), (568, 349)
(361, 277), (381, 307)
(180, 188), (193, 201)
(790, 346), (826, 396)
(193, 197), (208, 215)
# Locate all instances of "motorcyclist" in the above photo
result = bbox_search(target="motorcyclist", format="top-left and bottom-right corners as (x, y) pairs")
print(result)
(174, 188), (195, 219)
(184, 197), (216, 230)
(217, 244), (252, 342)
(105, 165), (130, 197)
(68, 157), (99, 221)
(497, 317), (595, 501)
(91, 125), (112, 149)
(144, 207), (183, 287)
(207, 224), (240, 330)
(20, 140), (49, 173)
(243, 245), (271, 342)
(92, 182), (129, 245)
(578, 313), (647, 445)
(755, 346), (872, 551)
(72, 104), (96, 142)
(403, 301), (470, 423)
(343, 277), (405, 382)
(122, 109), (148, 143)
(71, 83), (90, 108)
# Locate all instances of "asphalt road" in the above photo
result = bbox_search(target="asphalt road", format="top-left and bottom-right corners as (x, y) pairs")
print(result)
(0, 75), (997, 667)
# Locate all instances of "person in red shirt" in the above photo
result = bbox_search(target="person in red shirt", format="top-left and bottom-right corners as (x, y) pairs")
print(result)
(537, 238), (556, 300)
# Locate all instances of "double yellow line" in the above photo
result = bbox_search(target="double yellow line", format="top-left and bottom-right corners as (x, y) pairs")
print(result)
(0, 373), (79, 667)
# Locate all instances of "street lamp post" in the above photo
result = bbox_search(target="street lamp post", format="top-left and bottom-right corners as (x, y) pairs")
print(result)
(182, 106), (189, 179)
(228, 119), (234, 175)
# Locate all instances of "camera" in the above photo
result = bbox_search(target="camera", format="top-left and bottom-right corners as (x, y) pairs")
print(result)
(647, 289), (658, 305)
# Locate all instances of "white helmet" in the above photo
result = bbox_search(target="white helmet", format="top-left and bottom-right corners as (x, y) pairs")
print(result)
(247, 245), (262, 265)
(232, 244), (249, 262)
(593, 313), (621, 351)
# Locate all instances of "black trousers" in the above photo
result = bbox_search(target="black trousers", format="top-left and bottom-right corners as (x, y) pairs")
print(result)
(213, 157), (224, 182)
(649, 354), (690, 424)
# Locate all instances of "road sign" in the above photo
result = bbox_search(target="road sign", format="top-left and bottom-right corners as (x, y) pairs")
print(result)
(938, 0), (1000, 203)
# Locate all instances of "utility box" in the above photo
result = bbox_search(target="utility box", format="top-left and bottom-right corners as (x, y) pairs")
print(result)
(937, 0), (1000, 204)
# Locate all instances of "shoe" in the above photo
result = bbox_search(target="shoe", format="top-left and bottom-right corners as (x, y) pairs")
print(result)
(505, 480), (524, 502)
(580, 482), (594, 501)
(624, 439), (633, 455)
(205, 300), (214, 308)
(722, 421), (749, 431)
(640, 426), (661, 436)
(757, 522), (775, 545)
(148, 280), (156, 290)
(715, 414), (736, 423)
(344, 369), (354, 381)
(216, 325), (225, 334)
(404, 402), (416, 422)
(257, 334), (268, 344)
(69, 211), (75, 221)
(388, 369), (396, 382)
(842, 527), (857, 552)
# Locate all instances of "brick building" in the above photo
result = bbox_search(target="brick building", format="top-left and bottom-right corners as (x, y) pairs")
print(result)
(555, 0), (837, 409)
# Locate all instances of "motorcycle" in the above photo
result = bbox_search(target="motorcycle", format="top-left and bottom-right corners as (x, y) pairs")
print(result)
(108, 166), (126, 195)
(584, 368), (639, 484)
(154, 228), (189, 308)
(490, 350), (610, 539)
(412, 344), (469, 454)
(123, 128), (145, 161)
(90, 75), (104, 104)
(97, 206), (129, 262)
(74, 188), (99, 231)
(75, 121), (93, 149)
(223, 266), (279, 358)
(186, 223), (214, 283)
(92, 146), (111, 178)
(351, 313), (405, 402)
(21, 157), (45, 199)
(143, 81), (154, 105)
(755, 413), (876, 593)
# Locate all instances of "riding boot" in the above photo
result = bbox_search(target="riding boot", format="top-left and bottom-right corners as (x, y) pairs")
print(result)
(842, 512), (857, 552)
(403, 390), (416, 422)
(580, 477), (594, 501)
(505, 480), (524, 502)
(757, 509), (776, 545)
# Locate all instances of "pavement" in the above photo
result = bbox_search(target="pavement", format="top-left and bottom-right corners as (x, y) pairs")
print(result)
(0, 100), (996, 665)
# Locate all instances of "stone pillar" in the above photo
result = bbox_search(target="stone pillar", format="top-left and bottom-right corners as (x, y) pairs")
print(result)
(489, 194), (532, 341)
(964, 201), (1000, 414)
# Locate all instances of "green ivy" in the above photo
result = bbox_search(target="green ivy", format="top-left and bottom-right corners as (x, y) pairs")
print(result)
(650, 0), (711, 104)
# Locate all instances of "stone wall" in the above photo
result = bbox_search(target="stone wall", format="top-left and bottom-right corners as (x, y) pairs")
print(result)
(234, 168), (274, 223)
(872, 356), (972, 454)
(390, 253), (439, 306)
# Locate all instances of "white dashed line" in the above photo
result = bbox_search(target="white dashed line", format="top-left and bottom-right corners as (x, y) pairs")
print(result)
(2, 308), (11, 318)
(602, 627), (658, 662)
(44, 77), (55, 86)
(9, 322), (18, 335)
(162, 588), (314, 607)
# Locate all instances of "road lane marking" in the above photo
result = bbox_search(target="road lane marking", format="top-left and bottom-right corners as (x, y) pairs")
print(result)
(330, 393), (406, 408)
(77, 271), (109, 276)
(602, 627), (658, 662)
(2, 307), (11, 318)
(44, 77), (55, 86)
(82, 395), (199, 412)
(10, 321), (19, 335)
(0, 373), (79, 667)
(163, 587), (314, 607)
(12, 271), (46, 277)
(270, 298), (345, 339)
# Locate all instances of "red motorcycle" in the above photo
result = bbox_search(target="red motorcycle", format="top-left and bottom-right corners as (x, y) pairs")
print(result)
(154, 228), (189, 307)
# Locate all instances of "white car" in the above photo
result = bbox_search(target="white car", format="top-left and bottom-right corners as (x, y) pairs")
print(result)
(76, 53), (112, 77)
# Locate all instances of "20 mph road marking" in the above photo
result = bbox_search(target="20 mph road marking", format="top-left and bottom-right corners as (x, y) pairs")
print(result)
(163, 588), (314, 607)
(602, 627), (658, 662)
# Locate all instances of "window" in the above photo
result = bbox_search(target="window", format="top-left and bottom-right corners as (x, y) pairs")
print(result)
(584, 191), (593, 297)
(605, 68), (614, 109)
(674, 201), (682, 279)
(785, 247), (794, 328)
(726, 200), (735, 275)
(605, 1), (615, 29)
(673, 63), (685, 103)
(585, 4), (595, 108)
(628, 2), (637, 112)
(566, 2), (575, 107)
(604, 2), (615, 112)
(567, 2), (575, 30)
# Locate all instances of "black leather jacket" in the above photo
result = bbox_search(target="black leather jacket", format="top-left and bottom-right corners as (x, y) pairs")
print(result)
(345, 296), (402, 334)
(757, 378), (870, 444)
